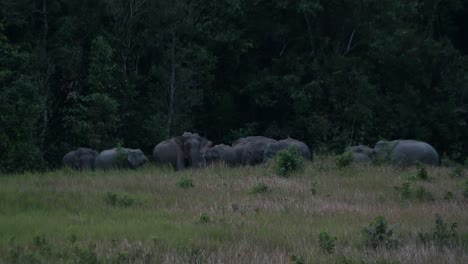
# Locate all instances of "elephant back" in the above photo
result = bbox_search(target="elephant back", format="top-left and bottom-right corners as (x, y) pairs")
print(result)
(279, 138), (312, 161)
(232, 136), (277, 165)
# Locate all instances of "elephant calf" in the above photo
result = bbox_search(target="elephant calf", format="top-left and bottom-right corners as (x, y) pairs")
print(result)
(95, 148), (148, 170)
(204, 144), (237, 166)
(62, 148), (98, 170)
(374, 140), (439, 166)
(344, 145), (374, 163)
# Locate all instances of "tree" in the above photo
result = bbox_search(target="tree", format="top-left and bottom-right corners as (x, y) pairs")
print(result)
(63, 36), (120, 150)
(0, 24), (46, 172)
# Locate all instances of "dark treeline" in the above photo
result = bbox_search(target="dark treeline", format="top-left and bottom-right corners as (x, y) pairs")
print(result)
(1, 0), (468, 173)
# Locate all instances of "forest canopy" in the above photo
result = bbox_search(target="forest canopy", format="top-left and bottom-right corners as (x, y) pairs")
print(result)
(1, 0), (467, 172)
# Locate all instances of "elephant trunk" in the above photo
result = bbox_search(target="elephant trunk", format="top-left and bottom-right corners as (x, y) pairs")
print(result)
(190, 148), (204, 168)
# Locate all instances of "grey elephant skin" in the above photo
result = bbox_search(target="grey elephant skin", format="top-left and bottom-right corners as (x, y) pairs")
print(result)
(263, 138), (312, 161)
(374, 140), (439, 166)
(153, 132), (212, 170)
(62, 148), (98, 170)
(345, 145), (374, 163)
(204, 144), (237, 166)
(95, 148), (148, 170)
(232, 136), (277, 165)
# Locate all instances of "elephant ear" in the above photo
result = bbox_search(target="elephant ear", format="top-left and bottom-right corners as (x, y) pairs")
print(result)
(127, 151), (139, 168)
(200, 138), (213, 154)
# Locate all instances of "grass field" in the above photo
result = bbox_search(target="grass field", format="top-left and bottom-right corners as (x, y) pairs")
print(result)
(0, 156), (467, 263)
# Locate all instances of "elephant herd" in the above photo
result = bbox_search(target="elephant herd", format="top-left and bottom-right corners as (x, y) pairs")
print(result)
(62, 133), (312, 171)
(345, 140), (440, 166)
(62, 133), (440, 171)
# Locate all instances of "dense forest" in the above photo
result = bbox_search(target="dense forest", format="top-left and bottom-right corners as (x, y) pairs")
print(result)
(1, 0), (467, 173)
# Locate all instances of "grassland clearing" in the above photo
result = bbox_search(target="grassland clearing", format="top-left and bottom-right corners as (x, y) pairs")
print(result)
(0, 156), (466, 263)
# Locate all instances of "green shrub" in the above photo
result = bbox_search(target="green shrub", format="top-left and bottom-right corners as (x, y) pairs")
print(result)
(363, 216), (399, 249)
(274, 147), (305, 177)
(199, 213), (211, 223)
(450, 166), (464, 178)
(310, 181), (317, 195)
(250, 182), (269, 194)
(104, 192), (136, 207)
(394, 181), (412, 200)
(415, 187), (434, 202)
(444, 191), (454, 201)
(290, 255), (305, 264)
(318, 231), (337, 254)
(177, 176), (195, 189)
(419, 214), (458, 246)
(336, 152), (353, 169)
(464, 180), (468, 198)
(415, 163), (429, 180)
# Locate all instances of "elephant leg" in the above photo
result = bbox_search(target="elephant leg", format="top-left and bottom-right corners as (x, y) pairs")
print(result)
(176, 150), (185, 171)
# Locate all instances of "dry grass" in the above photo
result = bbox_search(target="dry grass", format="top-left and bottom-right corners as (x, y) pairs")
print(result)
(0, 156), (466, 263)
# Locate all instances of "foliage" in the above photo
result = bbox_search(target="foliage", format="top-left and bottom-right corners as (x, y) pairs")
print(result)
(464, 180), (468, 198)
(394, 181), (412, 200)
(0, 24), (45, 173)
(290, 255), (305, 264)
(336, 152), (353, 169)
(444, 191), (454, 201)
(1, 0), (468, 172)
(318, 231), (337, 254)
(415, 187), (435, 202)
(416, 163), (429, 180)
(274, 147), (305, 177)
(362, 216), (399, 249)
(199, 213), (210, 224)
(104, 192), (137, 208)
(250, 182), (269, 194)
(450, 166), (464, 178)
(419, 214), (458, 246)
(177, 176), (195, 189)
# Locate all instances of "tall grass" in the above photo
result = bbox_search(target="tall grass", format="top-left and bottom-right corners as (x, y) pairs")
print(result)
(0, 156), (466, 263)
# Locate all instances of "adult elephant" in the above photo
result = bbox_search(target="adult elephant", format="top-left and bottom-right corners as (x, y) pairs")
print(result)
(153, 132), (212, 170)
(263, 138), (312, 161)
(62, 148), (98, 170)
(345, 145), (374, 163)
(204, 144), (237, 166)
(232, 136), (277, 165)
(95, 148), (148, 170)
(374, 140), (439, 166)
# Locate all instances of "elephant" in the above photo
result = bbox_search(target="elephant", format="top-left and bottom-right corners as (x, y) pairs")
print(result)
(373, 140), (439, 166)
(95, 148), (148, 170)
(232, 136), (277, 165)
(153, 132), (212, 170)
(263, 138), (312, 161)
(344, 145), (374, 163)
(62, 148), (98, 170)
(204, 144), (237, 166)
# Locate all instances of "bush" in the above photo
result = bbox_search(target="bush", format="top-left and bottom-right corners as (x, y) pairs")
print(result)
(104, 192), (136, 207)
(336, 152), (353, 169)
(274, 147), (305, 176)
(177, 177), (195, 189)
(419, 214), (458, 246)
(394, 181), (412, 200)
(415, 187), (434, 202)
(450, 166), (464, 178)
(318, 232), (337, 254)
(444, 191), (454, 201)
(199, 213), (211, 223)
(415, 163), (429, 180)
(363, 216), (399, 249)
(464, 180), (468, 198)
(250, 182), (269, 194)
